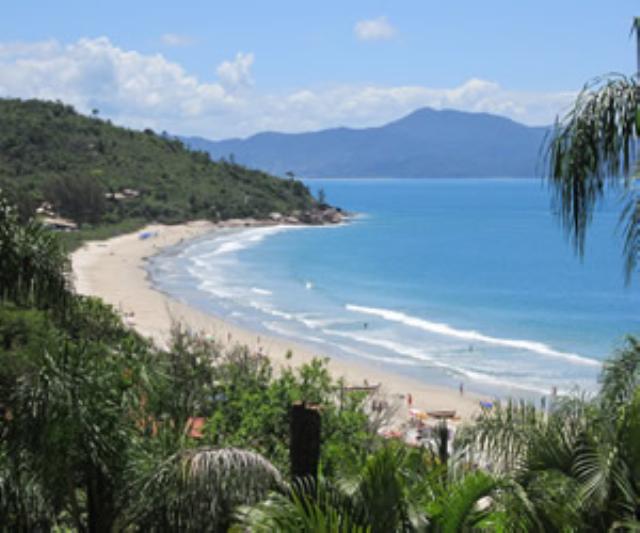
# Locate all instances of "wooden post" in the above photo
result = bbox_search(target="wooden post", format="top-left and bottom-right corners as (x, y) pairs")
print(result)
(290, 402), (321, 482)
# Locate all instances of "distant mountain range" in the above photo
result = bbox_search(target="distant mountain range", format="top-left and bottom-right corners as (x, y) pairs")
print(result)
(183, 108), (550, 178)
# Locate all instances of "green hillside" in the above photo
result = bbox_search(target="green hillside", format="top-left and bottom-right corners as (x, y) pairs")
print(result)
(0, 98), (317, 230)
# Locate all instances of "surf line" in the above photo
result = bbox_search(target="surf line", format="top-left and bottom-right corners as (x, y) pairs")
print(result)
(346, 304), (600, 367)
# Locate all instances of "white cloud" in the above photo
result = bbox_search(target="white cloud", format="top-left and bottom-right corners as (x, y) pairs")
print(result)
(354, 16), (397, 41)
(216, 52), (254, 91)
(256, 80), (575, 135)
(0, 38), (245, 130)
(161, 33), (194, 47)
(0, 37), (575, 139)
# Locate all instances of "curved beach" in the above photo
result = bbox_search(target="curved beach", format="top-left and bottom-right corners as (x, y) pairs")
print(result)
(71, 221), (484, 422)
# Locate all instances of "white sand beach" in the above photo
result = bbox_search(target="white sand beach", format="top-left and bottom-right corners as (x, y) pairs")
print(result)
(71, 221), (485, 424)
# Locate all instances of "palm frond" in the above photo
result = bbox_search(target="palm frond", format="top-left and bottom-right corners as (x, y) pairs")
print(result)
(510, 470), (583, 531)
(131, 446), (282, 531)
(621, 180), (640, 282)
(350, 446), (414, 532)
(237, 445), (429, 533)
(184, 446), (283, 497)
(545, 75), (639, 258)
(599, 336), (640, 407)
(573, 441), (637, 519)
(237, 485), (370, 533)
(434, 471), (499, 533)
(456, 399), (541, 473)
(611, 518), (640, 531)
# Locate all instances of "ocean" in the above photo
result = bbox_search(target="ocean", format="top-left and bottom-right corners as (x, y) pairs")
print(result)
(148, 178), (640, 399)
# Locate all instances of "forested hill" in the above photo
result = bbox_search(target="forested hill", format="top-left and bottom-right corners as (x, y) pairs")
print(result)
(0, 98), (318, 226)
(185, 108), (549, 178)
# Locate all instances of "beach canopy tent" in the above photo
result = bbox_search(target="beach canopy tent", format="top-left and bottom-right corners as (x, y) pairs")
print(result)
(426, 410), (456, 420)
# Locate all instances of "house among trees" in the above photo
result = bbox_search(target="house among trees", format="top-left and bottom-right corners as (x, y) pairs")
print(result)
(41, 216), (78, 231)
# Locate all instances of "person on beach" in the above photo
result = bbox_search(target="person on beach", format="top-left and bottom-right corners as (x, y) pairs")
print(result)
(459, 382), (464, 396)
(407, 393), (413, 407)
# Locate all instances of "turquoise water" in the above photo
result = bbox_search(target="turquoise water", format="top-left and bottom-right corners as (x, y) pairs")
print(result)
(148, 179), (640, 398)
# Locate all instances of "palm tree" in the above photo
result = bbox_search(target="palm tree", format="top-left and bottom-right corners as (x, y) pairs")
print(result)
(127, 447), (283, 532)
(0, 444), (57, 531)
(458, 338), (640, 530)
(0, 190), (69, 309)
(238, 444), (515, 532)
(546, 19), (640, 282)
(3, 326), (149, 531)
(542, 19), (640, 528)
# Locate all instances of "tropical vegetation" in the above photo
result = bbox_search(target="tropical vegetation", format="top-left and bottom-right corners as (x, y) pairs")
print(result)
(2, 178), (640, 530)
(0, 190), (378, 531)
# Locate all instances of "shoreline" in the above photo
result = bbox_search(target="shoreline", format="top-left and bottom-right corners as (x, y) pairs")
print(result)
(71, 220), (485, 425)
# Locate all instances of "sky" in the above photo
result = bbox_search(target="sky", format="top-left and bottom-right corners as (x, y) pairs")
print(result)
(0, 1), (638, 139)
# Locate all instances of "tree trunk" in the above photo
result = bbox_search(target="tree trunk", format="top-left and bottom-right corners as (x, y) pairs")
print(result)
(289, 402), (321, 482)
(86, 466), (116, 533)
(637, 24), (640, 79)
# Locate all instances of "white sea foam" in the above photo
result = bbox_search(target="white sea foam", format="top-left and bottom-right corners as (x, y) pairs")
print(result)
(250, 303), (323, 331)
(346, 304), (600, 368)
(263, 322), (326, 345)
(337, 344), (420, 366)
(212, 241), (245, 256)
(301, 317), (356, 329)
(240, 300), (566, 394)
(197, 279), (234, 299)
(193, 225), (302, 259)
(324, 329), (549, 394)
(248, 301), (315, 325)
(184, 226), (307, 299)
(247, 305), (357, 332)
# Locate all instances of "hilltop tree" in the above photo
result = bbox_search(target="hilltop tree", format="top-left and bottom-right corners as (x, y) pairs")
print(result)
(317, 187), (327, 206)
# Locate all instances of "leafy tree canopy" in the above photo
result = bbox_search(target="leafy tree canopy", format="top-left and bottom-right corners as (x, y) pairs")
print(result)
(0, 98), (317, 230)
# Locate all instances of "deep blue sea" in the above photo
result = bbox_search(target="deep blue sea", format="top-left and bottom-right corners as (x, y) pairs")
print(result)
(148, 179), (640, 399)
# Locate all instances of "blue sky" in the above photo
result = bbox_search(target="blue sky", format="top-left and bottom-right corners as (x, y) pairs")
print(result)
(0, 1), (638, 138)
